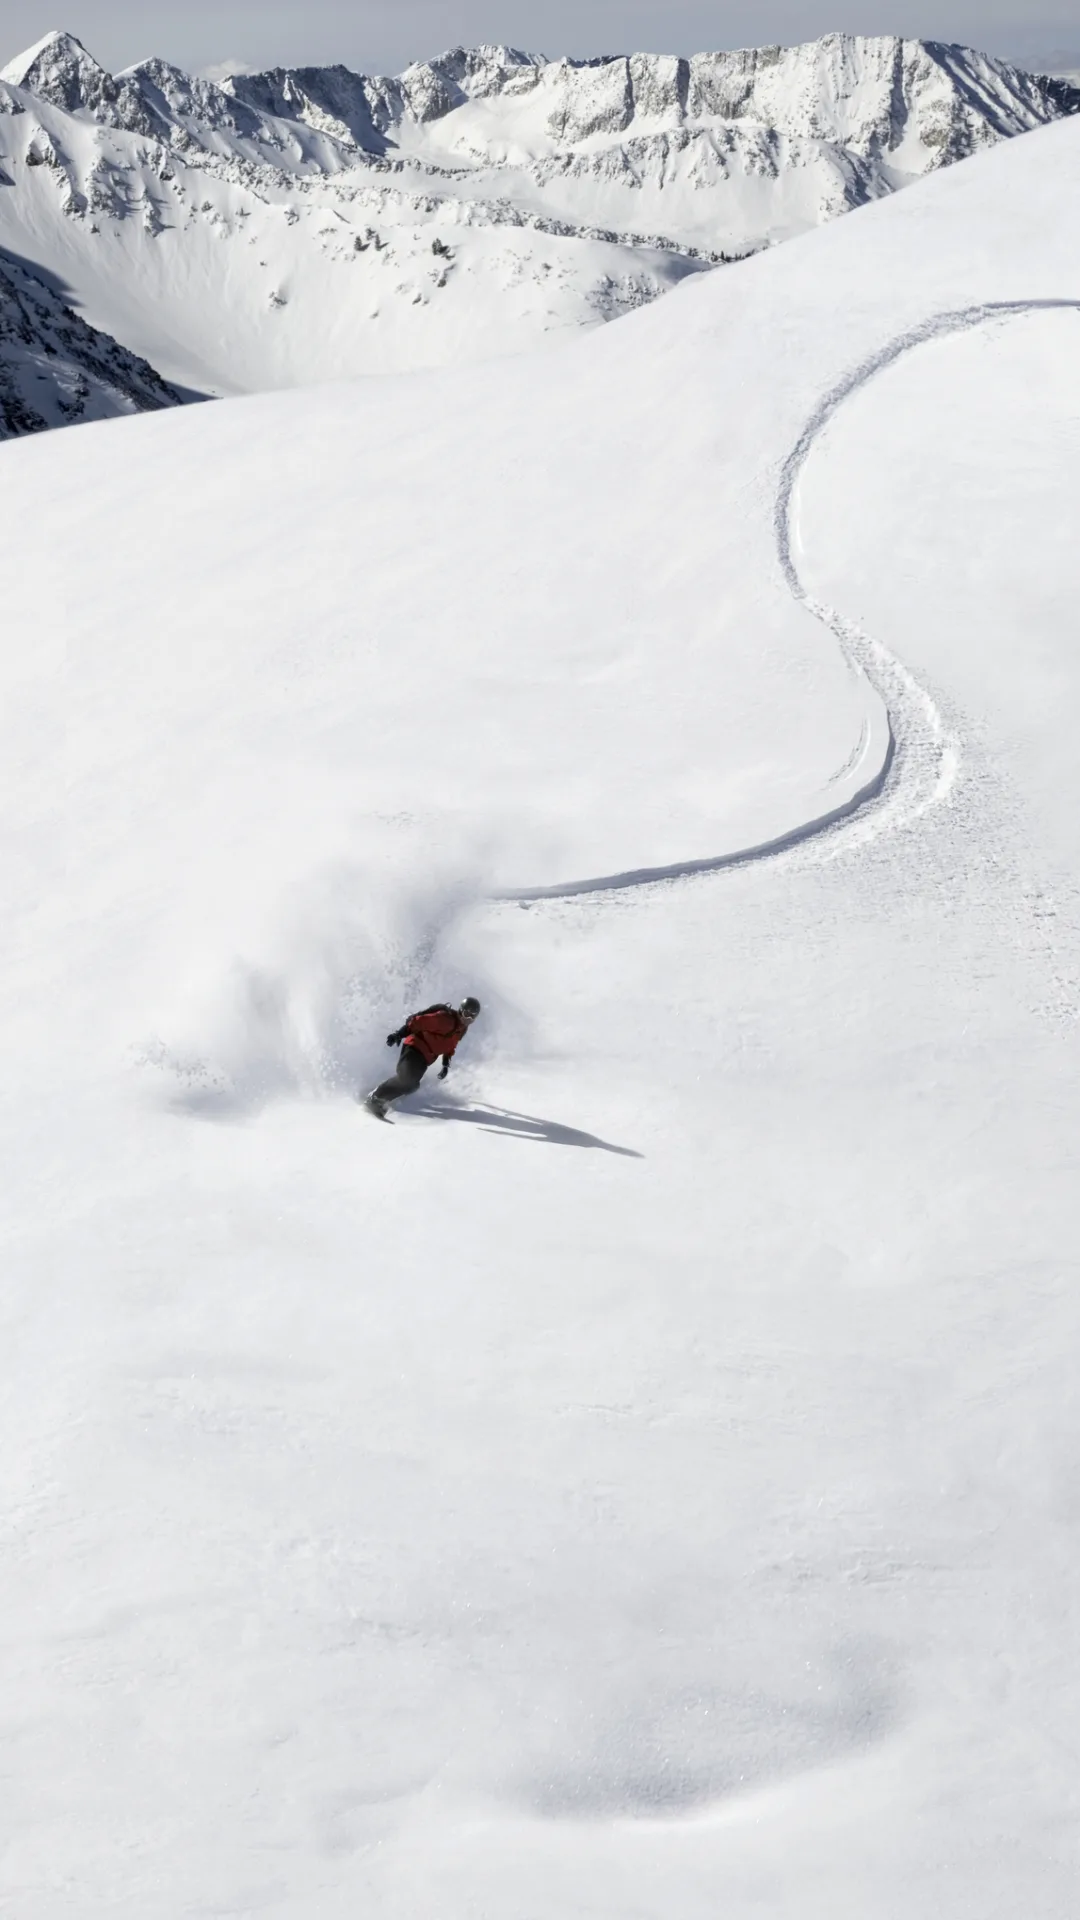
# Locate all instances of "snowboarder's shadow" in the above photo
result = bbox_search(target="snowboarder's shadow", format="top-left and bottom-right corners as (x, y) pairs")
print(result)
(409, 1099), (643, 1157)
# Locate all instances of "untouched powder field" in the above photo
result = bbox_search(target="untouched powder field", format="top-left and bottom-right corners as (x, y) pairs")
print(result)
(1, 112), (1079, 1917)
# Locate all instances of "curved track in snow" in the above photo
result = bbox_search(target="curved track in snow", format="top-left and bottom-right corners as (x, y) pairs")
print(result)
(511, 299), (1079, 903)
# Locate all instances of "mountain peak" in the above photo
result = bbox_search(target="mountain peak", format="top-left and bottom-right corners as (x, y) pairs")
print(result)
(0, 27), (115, 110)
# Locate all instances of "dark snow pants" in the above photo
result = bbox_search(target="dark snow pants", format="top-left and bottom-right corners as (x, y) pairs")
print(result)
(374, 1045), (429, 1105)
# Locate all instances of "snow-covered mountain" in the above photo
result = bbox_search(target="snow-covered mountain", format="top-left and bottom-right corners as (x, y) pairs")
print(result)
(0, 243), (183, 437)
(0, 27), (1077, 423)
(227, 35), (1079, 187)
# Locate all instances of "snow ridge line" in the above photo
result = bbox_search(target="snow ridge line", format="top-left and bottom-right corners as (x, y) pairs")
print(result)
(508, 299), (1078, 903)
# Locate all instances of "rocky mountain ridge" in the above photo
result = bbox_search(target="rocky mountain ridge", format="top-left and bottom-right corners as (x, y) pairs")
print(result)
(8, 31), (1077, 176)
(228, 37), (1080, 166)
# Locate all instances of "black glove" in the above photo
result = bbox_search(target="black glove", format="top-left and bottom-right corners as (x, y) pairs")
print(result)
(438, 1060), (450, 1080)
(386, 1030), (402, 1048)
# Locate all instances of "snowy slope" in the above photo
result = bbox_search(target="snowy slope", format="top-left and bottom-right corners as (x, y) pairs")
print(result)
(2, 101), (1080, 1920)
(0, 28), (1076, 406)
(0, 242), (184, 436)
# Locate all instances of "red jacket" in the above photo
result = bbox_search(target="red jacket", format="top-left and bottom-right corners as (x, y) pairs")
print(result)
(400, 1005), (468, 1066)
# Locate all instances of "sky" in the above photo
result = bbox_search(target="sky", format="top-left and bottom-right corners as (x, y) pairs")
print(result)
(3, 2), (1079, 80)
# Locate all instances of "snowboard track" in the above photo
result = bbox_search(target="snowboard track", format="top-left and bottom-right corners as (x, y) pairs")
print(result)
(509, 300), (1079, 903)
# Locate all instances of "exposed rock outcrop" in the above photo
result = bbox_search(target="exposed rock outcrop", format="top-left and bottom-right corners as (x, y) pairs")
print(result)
(0, 244), (185, 439)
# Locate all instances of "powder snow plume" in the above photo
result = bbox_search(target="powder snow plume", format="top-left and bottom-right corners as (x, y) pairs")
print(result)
(136, 833), (518, 1114)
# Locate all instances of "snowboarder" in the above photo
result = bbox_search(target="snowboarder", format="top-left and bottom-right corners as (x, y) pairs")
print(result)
(364, 998), (481, 1119)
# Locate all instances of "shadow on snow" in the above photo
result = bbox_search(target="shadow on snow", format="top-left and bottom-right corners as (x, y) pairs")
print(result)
(407, 1099), (644, 1157)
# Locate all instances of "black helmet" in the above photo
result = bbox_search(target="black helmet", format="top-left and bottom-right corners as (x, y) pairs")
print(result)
(460, 996), (481, 1019)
